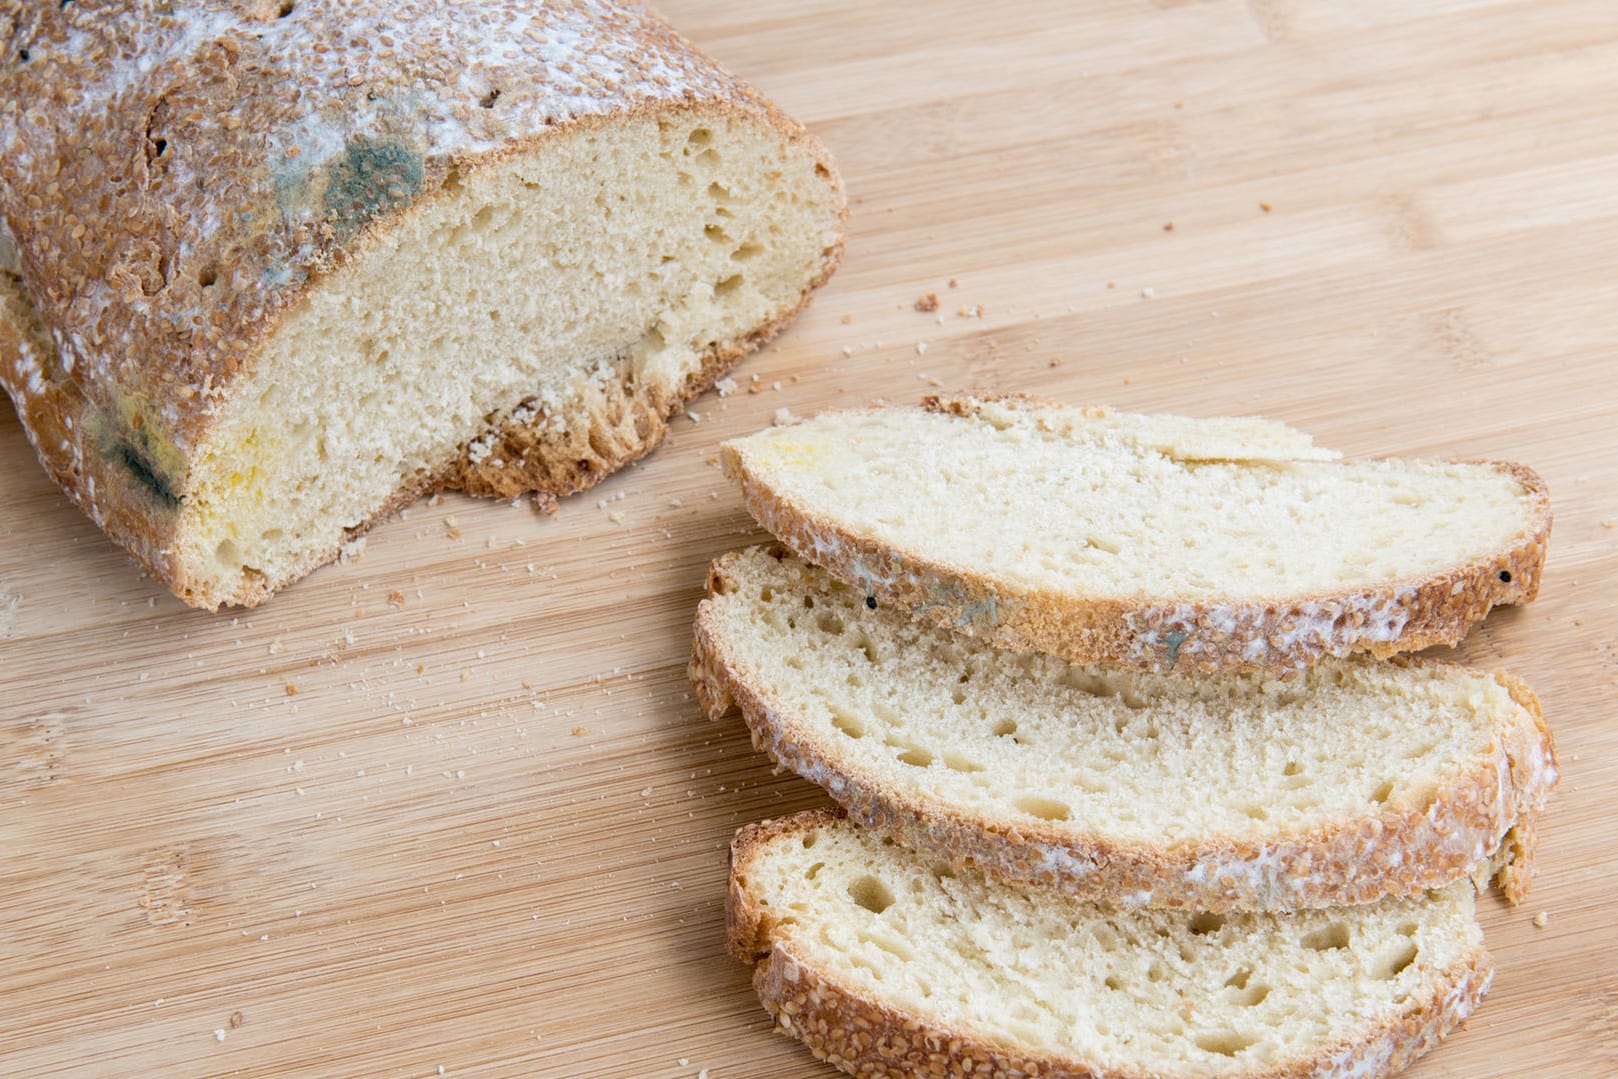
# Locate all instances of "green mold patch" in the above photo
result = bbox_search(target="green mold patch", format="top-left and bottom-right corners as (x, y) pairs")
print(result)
(322, 137), (425, 240)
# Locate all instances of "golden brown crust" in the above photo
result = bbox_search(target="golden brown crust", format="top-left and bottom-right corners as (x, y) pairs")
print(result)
(0, 4), (845, 608)
(729, 812), (1496, 1079)
(723, 397), (1553, 676)
(694, 550), (1558, 911)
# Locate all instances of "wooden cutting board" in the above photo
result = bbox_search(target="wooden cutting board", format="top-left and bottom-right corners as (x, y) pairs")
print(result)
(3, 1), (1615, 1075)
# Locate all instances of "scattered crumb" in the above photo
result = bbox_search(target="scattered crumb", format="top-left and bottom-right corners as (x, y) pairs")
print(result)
(687, 410), (701, 424)
(1600, 519), (1615, 529)
(914, 292), (939, 313)
(1140, 286), (1157, 299)
(443, 516), (461, 540)
(212, 1029), (226, 1043)
(947, 277), (958, 288)
(229, 1011), (244, 1029)
(571, 726), (588, 737)
(1533, 911), (1548, 928)
(285, 683), (298, 696)
(1162, 221), (1174, 231)
(388, 590), (406, 607)
(713, 377), (737, 398)
(839, 313), (853, 325)
(772, 407), (797, 427)
(1260, 201), (1273, 213)
(1106, 280), (1116, 289)
(915, 341), (928, 355)
(1049, 358), (1061, 368)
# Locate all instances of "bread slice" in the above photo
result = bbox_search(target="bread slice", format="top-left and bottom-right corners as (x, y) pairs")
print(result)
(693, 547), (1555, 911)
(721, 396), (1550, 674)
(730, 810), (1493, 1079)
(0, 2), (844, 608)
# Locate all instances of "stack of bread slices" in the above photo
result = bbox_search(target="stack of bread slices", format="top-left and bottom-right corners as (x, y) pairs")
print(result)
(690, 395), (1557, 1079)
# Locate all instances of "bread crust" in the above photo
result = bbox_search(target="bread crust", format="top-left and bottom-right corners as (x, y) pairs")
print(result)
(0, 3), (845, 608)
(728, 811), (1496, 1079)
(693, 550), (1558, 912)
(723, 396), (1551, 676)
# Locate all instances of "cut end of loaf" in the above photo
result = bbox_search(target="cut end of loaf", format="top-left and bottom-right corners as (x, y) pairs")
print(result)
(731, 811), (1493, 1079)
(159, 109), (841, 607)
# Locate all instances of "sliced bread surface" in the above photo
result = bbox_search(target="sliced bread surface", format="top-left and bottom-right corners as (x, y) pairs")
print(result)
(693, 548), (1555, 911)
(720, 396), (1550, 673)
(729, 810), (1492, 1079)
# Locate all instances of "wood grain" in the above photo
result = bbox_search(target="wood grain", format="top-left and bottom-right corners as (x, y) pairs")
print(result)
(3, 1), (1616, 1076)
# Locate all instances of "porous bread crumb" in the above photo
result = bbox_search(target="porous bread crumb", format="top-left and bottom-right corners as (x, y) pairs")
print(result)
(1532, 911), (1548, 928)
(714, 377), (738, 398)
(572, 726), (589, 736)
(443, 517), (462, 540)
(915, 292), (940, 312)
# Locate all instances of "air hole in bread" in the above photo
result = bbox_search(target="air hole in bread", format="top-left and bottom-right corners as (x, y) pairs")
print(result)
(804, 861), (824, 880)
(1370, 779), (1395, 804)
(197, 264), (219, 288)
(942, 753), (984, 774)
(1373, 939), (1419, 979)
(714, 273), (744, 297)
(1398, 921), (1419, 937)
(846, 874), (894, 915)
(1014, 795), (1071, 822)
(1302, 922), (1351, 951)
(1103, 975), (1124, 991)
(991, 718), (1018, 738)
(1190, 912), (1225, 935)
(830, 708), (866, 740)
(1283, 761), (1303, 776)
(733, 242), (763, 261)
(814, 610), (845, 636)
(686, 127), (712, 151)
(1241, 804), (1268, 821)
(800, 832), (818, 850)
(1224, 967), (1251, 989)
(705, 223), (732, 245)
(1195, 1031), (1256, 1057)
(478, 88), (502, 109)
(695, 147), (721, 170)
(896, 747), (934, 768)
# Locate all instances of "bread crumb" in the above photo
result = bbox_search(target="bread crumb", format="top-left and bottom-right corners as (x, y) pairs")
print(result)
(1533, 911), (1548, 928)
(1141, 286), (1157, 299)
(213, 1029), (226, 1042)
(388, 590), (405, 607)
(229, 1011), (245, 1030)
(1260, 201), (1274, 213)
(443, 516), (461, 540)
(914, 292), (939, 312)
(772, 407), (797, 426)
(1049, 358), (1062, 368)
(285, 683), (298, 696)
(1106, 280), (1116, 289)
(571, 726), (588, 737)
(915, 341), (928, 355)
(947, 277), (959, 288)
(714, 377), (737, 398)
(839, 313), (853, 324)
(1163, 221), (1175, 231)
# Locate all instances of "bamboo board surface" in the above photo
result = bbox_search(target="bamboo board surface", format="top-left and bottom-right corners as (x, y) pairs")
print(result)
(3, 1), (1616, 1076)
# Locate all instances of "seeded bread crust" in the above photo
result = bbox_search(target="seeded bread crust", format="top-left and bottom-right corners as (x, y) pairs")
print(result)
(722, 395), (1552, 676)
(0, 2), (844, 608)
(693, 551), (1556, 912)
(728, 811), (1496, 1079)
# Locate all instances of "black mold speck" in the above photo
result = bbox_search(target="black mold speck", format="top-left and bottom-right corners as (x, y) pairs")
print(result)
(323, 138), (424, 239)
(1499, 570), (1512, 583)
(119, 444), (181, 509)
(864, 595), (877, 610)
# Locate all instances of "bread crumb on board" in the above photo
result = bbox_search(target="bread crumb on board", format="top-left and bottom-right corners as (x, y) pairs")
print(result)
(914, 292), (940, 312)
(1533, 911), (1549, 928)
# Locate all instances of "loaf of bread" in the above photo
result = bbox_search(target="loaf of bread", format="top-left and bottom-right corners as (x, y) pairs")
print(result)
(0, 1), (844, 608)
(693, 547), (1556, 911)
(721, 396), (1550, 674)
(730, 810), (1493, 1079)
